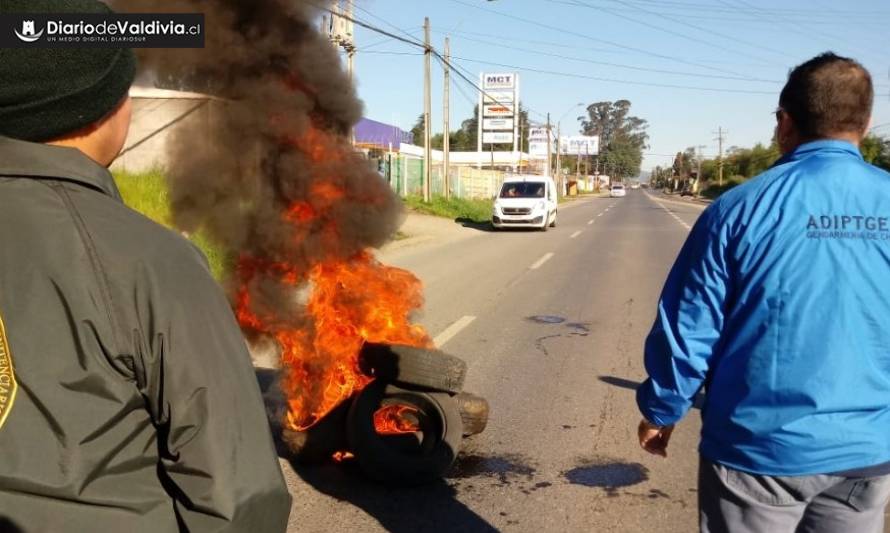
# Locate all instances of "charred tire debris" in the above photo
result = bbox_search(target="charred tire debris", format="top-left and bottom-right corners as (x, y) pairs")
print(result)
(263, 343), (489, 485)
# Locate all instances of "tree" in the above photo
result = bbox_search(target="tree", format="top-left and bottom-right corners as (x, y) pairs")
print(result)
(861, 134), (890, 171)
(418, 103), (532, 153)
(580, 100), (649, 177)
(672, 151), (684, 177)
(409, 113), (424, 147)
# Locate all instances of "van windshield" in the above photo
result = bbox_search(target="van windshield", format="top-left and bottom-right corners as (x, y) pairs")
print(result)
(500, 182), (545, 198)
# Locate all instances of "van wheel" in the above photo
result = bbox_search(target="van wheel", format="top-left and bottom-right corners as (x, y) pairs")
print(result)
(549, 212), (557, 228)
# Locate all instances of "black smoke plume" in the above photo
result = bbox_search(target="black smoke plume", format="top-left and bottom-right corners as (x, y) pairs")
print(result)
(111, 0), (402, 326)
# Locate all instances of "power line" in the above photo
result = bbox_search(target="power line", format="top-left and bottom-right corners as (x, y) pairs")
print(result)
(608, 0), (890, 18)
(432, 28), (781, 84)
(553, 0), (794, 65)
(361, 51), (424, 56)
(359, 28), (422, 51)
(714, 0), (879, 64)
(349, 2), (427, 47)
(449, 55), (777, 95)
(444, 0), (773, 82)
(439, 50), (550, 121)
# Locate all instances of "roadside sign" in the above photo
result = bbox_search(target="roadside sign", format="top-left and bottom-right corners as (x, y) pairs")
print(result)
(482, 73), (516, 90)
(483, 118), (514, 130)
(559, 135), (600, 155)
(482, 90), (514, 104)
(483, 131), (514, 144)
(483, 103), (514, 117)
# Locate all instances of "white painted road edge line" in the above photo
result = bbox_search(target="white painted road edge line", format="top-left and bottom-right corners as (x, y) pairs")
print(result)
(570, 230), (582, 239)
(434, 315), (477, 348)
(530, 252), (555, 270)
(652, 199), (692, 230)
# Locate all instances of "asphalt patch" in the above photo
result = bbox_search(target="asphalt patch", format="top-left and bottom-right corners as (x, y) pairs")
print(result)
(563, 460), (649, 495)
(447, 453), (536, 486)
(527, 315), (566, 324)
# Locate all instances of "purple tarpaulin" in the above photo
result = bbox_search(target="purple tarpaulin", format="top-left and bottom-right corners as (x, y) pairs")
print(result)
(354, 118), (412, 150)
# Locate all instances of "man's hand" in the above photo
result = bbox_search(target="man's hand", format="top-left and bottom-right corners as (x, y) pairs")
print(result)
(638, 419), (675, 457)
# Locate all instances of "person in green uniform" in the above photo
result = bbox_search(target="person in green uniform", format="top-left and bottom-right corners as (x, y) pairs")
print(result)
(0, 1), (292, 531)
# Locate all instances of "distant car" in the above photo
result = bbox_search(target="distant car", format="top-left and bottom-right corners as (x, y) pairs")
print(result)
(491, 175), (559, 231)
(610, 184), (626, 198)
(679, 188), (695, 197)
(631, 183), (641, 189)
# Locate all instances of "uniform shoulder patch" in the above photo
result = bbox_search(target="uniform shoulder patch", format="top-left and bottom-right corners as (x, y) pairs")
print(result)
(0, 314), (16, 430)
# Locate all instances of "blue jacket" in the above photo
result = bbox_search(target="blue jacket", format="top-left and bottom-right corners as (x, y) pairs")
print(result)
(637, 140), (890, 476)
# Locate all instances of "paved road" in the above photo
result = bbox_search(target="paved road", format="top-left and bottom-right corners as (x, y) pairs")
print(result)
(274, 191), (890, 532)
(277, 190), (715, 532)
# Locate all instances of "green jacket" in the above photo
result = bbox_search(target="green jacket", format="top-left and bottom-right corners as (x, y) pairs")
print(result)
(0, 137), (291, 532)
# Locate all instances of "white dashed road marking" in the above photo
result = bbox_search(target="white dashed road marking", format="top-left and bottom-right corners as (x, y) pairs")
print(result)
(434, 315), (477, 348)
(530, 252), (555, 270)
(587, 220), (594, 225)
(570, 230), (582, 239)
(653, 200), (692, 230)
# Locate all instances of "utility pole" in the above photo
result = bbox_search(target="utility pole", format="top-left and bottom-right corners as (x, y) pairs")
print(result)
(555, 123), (561, 180)
(422, 17), (432, 202)
(714, 127), (726, 187)
(323, 1), (356, 145)
(696, 144), (706, 193)
(442, 36), (450, 199)
(575, 146), (581, 178)
(546, 113), (553, 179)
(345, 0), (355, 82)
(476, 73), (483, 169)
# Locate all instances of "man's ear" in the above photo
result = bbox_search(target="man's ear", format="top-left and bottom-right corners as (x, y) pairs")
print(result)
(776, 112), (799, 153)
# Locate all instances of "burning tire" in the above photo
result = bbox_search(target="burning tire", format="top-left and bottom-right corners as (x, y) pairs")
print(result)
(256, 368), (349, 464)
(359, 343), (467, 394)
(347, 381), (463, 485)
(455, 392), (489, 437)
(278, 399), (351, 464)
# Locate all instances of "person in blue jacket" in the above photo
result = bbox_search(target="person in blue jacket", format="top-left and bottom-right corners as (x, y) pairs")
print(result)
(636, 52), (890, 533)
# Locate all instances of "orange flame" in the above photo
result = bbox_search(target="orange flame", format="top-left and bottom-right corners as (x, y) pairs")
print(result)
(236, 127), (432, 432)
(373, 404), (421, 435)
(332, 451), (355, 462)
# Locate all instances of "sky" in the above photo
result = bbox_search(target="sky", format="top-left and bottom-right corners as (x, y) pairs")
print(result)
(339, 0), (890, 174)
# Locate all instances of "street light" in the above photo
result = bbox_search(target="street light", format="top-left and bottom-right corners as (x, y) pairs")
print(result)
(555, 102), (584, 194)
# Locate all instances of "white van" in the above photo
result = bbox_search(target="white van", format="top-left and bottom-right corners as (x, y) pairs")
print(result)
(491, 175), (558, 231)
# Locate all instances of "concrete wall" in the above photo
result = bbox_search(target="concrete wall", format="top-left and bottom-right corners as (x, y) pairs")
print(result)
(111, 88), (213, 173)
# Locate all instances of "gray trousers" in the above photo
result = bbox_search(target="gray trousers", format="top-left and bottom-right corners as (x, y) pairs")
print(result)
(700, 458), (890, 533)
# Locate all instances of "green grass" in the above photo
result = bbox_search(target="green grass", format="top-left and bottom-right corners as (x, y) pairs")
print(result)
(112, 169), (231, 281)
(403, 195), (493, 224)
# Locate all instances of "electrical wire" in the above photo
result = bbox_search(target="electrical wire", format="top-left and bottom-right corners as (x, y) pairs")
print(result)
(714, 0), (880, 64)
(432, 28), (781, 83)
(444, 0), (775, 82)
(449, 55), (777, 95)
(554, 0), (794, 64)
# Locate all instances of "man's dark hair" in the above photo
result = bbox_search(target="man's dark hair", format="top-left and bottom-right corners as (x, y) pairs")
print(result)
(779, 52), (873, 140)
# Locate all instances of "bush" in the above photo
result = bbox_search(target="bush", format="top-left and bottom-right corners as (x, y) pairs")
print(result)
(701, 177), (746, 200)
(113, 169), (232, 281)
